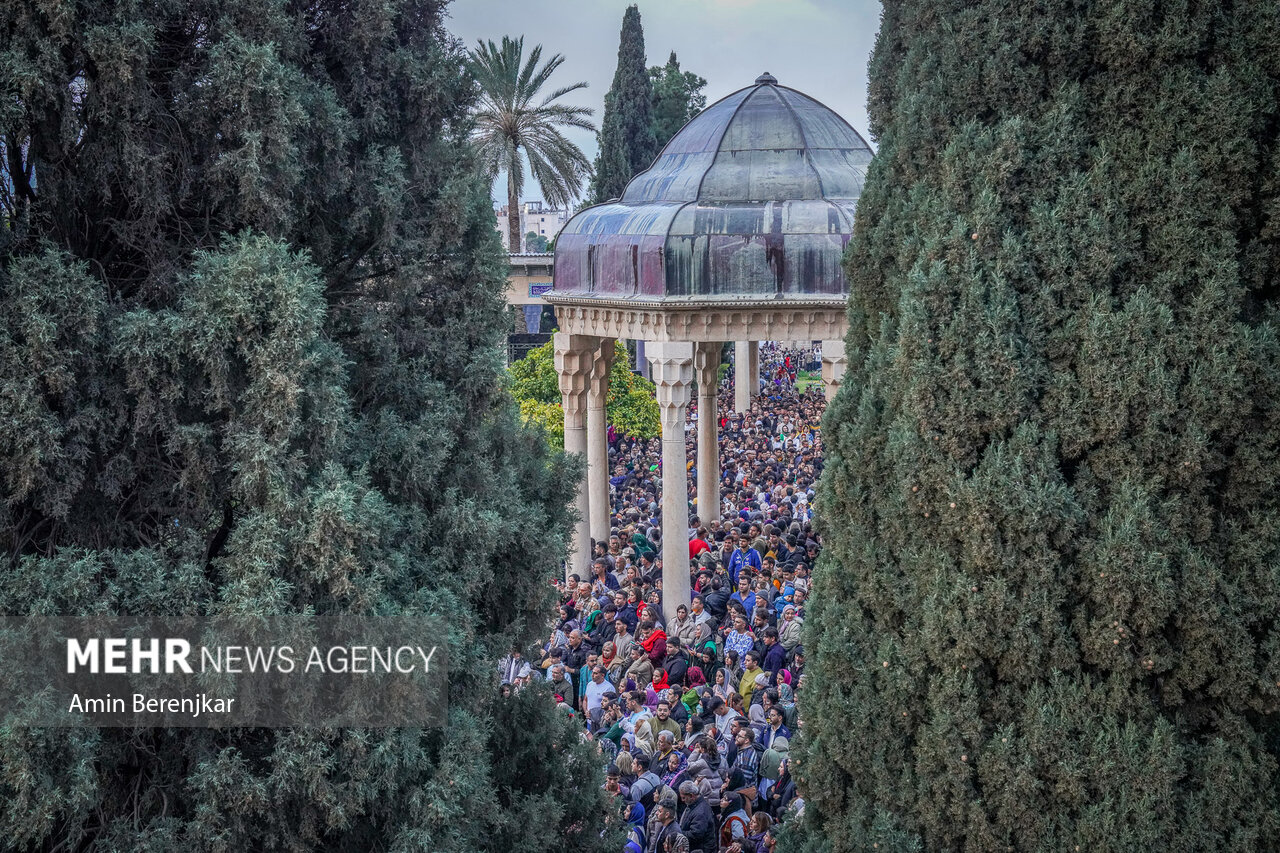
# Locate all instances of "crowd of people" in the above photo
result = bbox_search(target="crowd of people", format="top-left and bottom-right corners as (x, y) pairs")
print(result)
(500, 341), (826, 853)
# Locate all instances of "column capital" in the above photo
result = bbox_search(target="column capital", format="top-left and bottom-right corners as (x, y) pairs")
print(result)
(693, 341), (721, 391)
(647, 341), (694, 431)
(555, 332), (598, 423)
(821, 339), (848, 401)
(589, 337), (618, 397)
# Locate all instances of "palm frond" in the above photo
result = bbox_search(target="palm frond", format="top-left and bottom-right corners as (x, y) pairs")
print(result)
(466, 33), (596, 243)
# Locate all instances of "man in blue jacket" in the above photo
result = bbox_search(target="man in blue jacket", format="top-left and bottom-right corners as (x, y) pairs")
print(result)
(726, 537), (761, 588)
(761, 627), (787, 687)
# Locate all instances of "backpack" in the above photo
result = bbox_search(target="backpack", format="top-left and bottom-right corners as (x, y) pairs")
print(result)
(630, 771), (663, 809)
(720, 813), (748, 848)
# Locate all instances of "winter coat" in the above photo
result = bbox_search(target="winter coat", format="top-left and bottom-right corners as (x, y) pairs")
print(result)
(671, 616), (701, 648)
(677, 796), (717, 852)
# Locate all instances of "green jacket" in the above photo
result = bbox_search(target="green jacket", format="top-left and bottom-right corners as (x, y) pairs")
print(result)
(760, 736), (790, 781)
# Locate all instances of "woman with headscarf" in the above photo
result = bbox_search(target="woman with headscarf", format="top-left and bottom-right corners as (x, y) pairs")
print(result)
(623, 800), (646, 853)
(718, 792), (750, 849)
(601, 640), (620, 681)
(778, 604), (803, 652)
(711, 667), (732, 702)
(631, 718), (655, 759)
(767, 758), (797, 819)
(721, 649), (743, 693)
(645, 668), (671, 709)
(776, 682), (798, 730)
(747, 703), (768, 743)
(659, 748), (686, 790)
(556, 604), (579, 634)
(581, 602), (605, 641)
(630, 528), (656, 561)
(680, 668), (706, 718)
(697, 642), (719, 685)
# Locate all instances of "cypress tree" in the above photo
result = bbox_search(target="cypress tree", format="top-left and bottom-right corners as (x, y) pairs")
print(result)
(0, 0), (617, 850)
(589, 4), (656, 204)
(792, 1), (1280, 851)
(649, 52), (707, 151)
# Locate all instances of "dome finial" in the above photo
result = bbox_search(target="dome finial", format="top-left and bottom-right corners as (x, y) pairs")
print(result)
(755, 71), (777, 85)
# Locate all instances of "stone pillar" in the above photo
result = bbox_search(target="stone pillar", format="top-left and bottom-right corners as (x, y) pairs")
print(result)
(734, 340), (751, 414)
(588, 338), (617, 546)
(555, 332), (598, 580)
(821, 339), (847, 402)
(748, 340), (760, 398)
(635, 339), (649, 379)
(647, 341), (694, 625)
(693, 341), (721, 524)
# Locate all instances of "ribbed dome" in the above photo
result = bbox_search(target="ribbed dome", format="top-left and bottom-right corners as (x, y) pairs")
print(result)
(622, 77), (872, 204)
(550, 74), (872, 303)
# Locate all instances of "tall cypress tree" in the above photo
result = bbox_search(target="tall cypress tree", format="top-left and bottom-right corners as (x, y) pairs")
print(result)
(589, 4), (656, 204)
(649, 52), (707, 151)
(0, 0), (616, 850)
(792, 1), (1280, 851)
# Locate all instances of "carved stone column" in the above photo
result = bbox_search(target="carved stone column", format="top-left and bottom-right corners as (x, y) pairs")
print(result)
(822, 339), (847, 402)
(588, 338), (617, 546)
(555, 332), (598, 580)
(646, 341), (694, 624)
(693, 341), (721, 525)
(734, 340), (751, 414)
(748, 340), (760, 398)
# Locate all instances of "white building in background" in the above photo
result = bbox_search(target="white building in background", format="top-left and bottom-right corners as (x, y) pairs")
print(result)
(494, 201), (574, 252)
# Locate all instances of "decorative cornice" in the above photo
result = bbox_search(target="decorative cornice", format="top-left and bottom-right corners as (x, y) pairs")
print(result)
(550, 301), (848, 343)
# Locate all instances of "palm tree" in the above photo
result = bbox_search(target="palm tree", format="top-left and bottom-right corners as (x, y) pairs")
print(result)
(467, 36), (595, 253)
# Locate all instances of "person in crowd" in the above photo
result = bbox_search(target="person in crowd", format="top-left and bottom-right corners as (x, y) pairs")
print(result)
(761, 706), (790, 749)
(624, 800), (646, 853)
(745, 812), (773, 853)
(645, 791), (682, 853)
(677, 782), (718, 853)
(625, 644), (655, 691)
(738, 652), (765, 705)
(651, 699), (683, 743)
(615, 618), (637, 659)
(718, 792), (750, 849)
(583, 665), (616, 718)
(760, 628), (786, 687)
(777, 604), (802, 653)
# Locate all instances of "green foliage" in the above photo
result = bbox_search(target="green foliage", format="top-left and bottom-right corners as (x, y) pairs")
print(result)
(518, 397), (566, 449)
(607, 373), (661, 443)
(0, 1), (616, 849)
(526, 231), (549, 253)
(649, 52), (707, 151)
(791, 2), (1280, 852)
(509, 341), (562, 404)
(509, 341), (659, 441)
(466, 35), (595, 251)
(589, 5), (656, 204)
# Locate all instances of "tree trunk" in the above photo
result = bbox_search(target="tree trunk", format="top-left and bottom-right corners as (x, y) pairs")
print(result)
(507, 171), (520, 253)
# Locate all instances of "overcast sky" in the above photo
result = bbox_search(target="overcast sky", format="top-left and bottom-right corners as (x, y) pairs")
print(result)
(444, 0), (882, 207)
